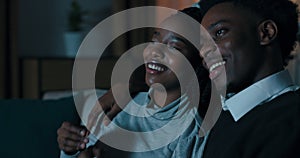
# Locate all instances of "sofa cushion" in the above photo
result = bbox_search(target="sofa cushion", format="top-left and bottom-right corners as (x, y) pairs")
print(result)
(0, 97), (80, 158)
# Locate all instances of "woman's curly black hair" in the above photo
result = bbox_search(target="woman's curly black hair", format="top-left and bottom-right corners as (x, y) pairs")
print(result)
(199, 0), (299, 66)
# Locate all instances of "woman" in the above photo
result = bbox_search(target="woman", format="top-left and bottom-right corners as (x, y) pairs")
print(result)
(59, 7), (210, 158)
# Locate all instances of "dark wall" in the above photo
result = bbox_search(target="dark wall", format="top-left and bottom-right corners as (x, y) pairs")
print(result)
(18, 0), (112, 57)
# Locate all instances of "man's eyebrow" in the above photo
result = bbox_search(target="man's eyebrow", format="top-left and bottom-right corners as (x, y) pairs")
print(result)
(207, 19), (231, 31)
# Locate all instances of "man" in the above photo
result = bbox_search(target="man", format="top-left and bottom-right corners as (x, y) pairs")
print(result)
(199, 0), (300, 157)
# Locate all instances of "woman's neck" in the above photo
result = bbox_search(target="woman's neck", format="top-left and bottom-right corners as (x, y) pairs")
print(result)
(150, 88), (181, 107)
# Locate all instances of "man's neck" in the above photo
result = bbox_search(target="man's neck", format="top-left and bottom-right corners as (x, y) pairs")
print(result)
(228, 67), (285, 94)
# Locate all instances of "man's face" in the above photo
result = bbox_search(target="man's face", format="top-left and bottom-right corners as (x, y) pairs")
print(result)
(201, 2), (266, 93)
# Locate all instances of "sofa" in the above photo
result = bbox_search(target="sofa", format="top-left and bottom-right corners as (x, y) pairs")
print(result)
(0, 97), (79, 158)
(0, 90), (106, 158)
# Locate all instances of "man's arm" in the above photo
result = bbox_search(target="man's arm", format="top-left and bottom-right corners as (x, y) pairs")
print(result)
(87, 65), (148, 129)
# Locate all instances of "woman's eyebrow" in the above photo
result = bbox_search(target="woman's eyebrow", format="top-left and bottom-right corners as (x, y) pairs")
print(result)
(170, 35), (186, 44)
(153, 30), (160, 36)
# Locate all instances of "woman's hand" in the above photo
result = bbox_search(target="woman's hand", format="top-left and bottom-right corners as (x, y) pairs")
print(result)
(78, 141), (103, 158)
(57, 122), (89, 155)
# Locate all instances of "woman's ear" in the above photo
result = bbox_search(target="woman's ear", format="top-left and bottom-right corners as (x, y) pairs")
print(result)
(258, 20), (278, 45)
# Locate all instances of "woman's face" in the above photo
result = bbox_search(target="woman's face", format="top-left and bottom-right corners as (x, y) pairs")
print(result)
(143, 28), (199, 91)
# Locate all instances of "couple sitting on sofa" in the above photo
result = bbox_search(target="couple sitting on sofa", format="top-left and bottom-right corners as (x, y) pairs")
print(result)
(58, 0), (300, 157)
(58, 7), (211, 158)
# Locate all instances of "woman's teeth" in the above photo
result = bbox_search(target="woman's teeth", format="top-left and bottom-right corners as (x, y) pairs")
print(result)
(209, 61), (226, 73)
(148, 63), (165, 72)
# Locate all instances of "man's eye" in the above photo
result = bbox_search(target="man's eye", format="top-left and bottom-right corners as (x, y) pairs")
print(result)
(216, 29), (227, 38)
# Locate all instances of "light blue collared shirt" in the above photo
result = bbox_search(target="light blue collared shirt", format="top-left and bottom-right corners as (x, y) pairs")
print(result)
(192, 2), (200, 8)
(222, 70), (300, 122)
(61, 91), (203, 158)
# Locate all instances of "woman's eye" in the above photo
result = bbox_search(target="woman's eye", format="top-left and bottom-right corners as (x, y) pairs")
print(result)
(167, 44), (175, 49)
(167, 44), (181, 51)
(150, 41), (158, 45)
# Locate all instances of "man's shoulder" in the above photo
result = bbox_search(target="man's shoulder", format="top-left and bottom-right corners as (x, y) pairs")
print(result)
(244, 89), (300, 157)
(249, 89), (300, 122)
(240, 88), (300, 140)
(266, 89), (300, 109)
(205, 89), (300, 157)
(232, 88), (300, 139)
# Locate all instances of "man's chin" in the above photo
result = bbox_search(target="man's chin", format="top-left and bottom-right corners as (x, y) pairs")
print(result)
(226, 82), (246, 94)
(226, 85), (235, 94)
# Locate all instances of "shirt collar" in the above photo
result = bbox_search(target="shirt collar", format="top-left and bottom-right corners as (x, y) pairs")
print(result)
(222, 70), (296, 122)
(192, 2), (201, 8)
(145, 88), (188, 120)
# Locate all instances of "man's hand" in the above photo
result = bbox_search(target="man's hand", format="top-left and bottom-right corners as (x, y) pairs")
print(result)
(57, 122), (89, 155)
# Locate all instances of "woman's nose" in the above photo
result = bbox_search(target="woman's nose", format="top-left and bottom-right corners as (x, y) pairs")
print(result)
(144, 42), (167, 60)
(151, 50), (163, 58)
(150, 43), (165, 58)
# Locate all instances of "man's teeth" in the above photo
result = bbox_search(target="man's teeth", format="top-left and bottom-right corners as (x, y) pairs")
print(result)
(209, 61), (226, 73)
(148, 64), (165, 72)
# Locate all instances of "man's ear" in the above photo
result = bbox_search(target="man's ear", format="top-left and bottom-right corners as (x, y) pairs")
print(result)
(258, 20), (278, 45)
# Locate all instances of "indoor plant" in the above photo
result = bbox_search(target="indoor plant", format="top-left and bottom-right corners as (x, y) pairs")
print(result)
(64, 0), (85, 57)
